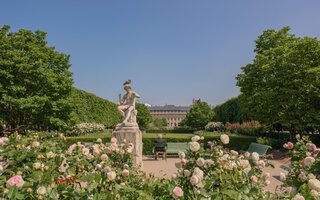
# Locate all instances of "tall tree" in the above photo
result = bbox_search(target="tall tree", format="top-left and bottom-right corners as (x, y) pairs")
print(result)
(135, 103), (152, 130)
(0, 25), (74, 132)
(236, 27), (320, 134)
(182, 102), (212, 129)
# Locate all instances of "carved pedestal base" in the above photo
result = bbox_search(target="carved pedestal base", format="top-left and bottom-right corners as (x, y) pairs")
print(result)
(112, 125), (143, 169)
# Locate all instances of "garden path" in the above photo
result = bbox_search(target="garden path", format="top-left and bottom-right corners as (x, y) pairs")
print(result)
(142, 156), (290, 193)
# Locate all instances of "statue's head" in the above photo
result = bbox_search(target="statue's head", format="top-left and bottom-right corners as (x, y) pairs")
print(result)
(124, 84), (131, 92)
(157, 134), (162, 139)
(123, 80), (132, 92)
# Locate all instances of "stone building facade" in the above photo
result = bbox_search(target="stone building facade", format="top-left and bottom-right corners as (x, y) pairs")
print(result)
(147, 99), (200, 127)
(148, 105), (190, 127)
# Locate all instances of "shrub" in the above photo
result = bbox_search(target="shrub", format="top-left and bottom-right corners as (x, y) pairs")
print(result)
(146, 129), (194, 134)
(205, 121), (225, 132)
(225, 121), (268, 136)
(172, 134), (275, 199)
(0, 132), (175, 199)
(66, 123), (106, 136)
(277, 135), (320, 199)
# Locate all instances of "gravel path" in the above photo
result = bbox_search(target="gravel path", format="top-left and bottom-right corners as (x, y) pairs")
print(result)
(142, 156), (290, 193)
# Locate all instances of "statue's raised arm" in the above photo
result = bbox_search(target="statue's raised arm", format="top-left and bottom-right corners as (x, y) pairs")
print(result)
(116, 80), (139, 127)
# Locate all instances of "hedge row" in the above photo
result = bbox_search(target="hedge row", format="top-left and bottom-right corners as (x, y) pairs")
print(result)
(66, 135), (257, 155)
(71, 87), (122, 127)
(146, 129), (194, 134)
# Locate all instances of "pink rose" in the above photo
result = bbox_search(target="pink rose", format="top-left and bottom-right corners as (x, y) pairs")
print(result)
(309, 144), (316, 151)
(111, 137), (117, 144)
(120, 149), (125, 154)
(283, 143), (288, 149)
(314, 149), (320, 154)
(284, 186), (292, 193)
(181, 159), (187, 165)
(105, 147), (112, 154)
(173, 187), (184, 198)
(7, 175), (24, 187)
(251, 176), (258, 183)
(287, 142), (294, 149)
(93, 149), (100, 156)
(230, 150), (239, 156)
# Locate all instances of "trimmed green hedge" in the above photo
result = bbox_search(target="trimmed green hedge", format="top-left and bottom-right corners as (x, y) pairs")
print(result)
(146, 129), (194, 134)
(71, 87), (122, 127)
(66, 134), (257, 155)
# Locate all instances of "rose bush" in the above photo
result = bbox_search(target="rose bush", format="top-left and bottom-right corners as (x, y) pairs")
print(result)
(172, 134), (275, 199)
(278, 135), (320, 199)
(0, 132), (175, 199)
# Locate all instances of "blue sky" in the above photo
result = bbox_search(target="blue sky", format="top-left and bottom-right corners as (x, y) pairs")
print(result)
(2, 1), (320, 106)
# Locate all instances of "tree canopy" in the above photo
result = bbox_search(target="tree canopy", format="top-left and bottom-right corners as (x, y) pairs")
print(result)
(0, 25), (74, 132)
(236, 27), (320, 134)
(182, 101), (212, 129)
(135, 103), (152, 130)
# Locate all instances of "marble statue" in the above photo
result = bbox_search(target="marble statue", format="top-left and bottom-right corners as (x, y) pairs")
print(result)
(113, 80), (143, 168)
(117, 80), (140, 126)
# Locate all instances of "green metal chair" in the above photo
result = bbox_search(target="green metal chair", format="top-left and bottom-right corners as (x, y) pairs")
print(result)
(239, 142), (272, 157)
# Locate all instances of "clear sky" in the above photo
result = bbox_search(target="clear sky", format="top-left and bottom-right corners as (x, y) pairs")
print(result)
(2, 1), (320, 106)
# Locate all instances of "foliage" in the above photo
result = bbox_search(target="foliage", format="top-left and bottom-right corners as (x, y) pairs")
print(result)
(135, 103), (152, 130)
(225, 121), (268, 136)
(212, 95), (250, 123)
(278, 135), (320, 199)
(146, 129), (194, 134)
(70, 88), (122, 127)
(0, 25), (74, 132)
(66, 123), (106, 137)
(182, 102), (213, 130)
(205, 122), (225, 132)
(0, 132), (175, 199)
(172, 135), (275, 199)
(236, 26), (320, 134)
(66, 133), (258, 155)
(151, 118), (168, 128)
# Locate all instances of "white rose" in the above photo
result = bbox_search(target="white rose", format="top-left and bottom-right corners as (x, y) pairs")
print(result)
(310, 189), (319, 197)
(193, 167), (204, 180)
(258, 160), (265, 169)
(308, 179), (320, 192)
(121, 169), (129, 177)
(46, 151), (54, 158)
(188, 142), (200, 152)
(37, 186), (46, 195)
(280, 172), (286, 181)
(304, 157), (315, 167)
(191, 135), (200, 142)
(244, 167), (251, 174)
(82, 148), (90, 155)
(100, 154), (108, 161)
(107, 171), (116, 180)
(184, 169), (191, 176)
(178, 151), (185, 159)
(205, 159), (214, 166)
(220, 134), (229, 144)
(33, 162), (41, 169)
(196, 158), (205, 167)
(293, 194), (305, 200)
(190, 175), (199, 185)
(263, 172), (271, 180)
(252, 152), (259, 161)
(175, 161), (182, 169)
(240, 160), (250, 168)
(32, 141), (40, 148)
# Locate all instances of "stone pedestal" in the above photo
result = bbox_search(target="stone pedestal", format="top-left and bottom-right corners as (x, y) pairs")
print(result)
(112, 124), (143, 169)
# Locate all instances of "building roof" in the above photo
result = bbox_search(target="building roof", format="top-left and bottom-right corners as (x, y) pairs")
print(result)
(148, 105), (191, 112)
